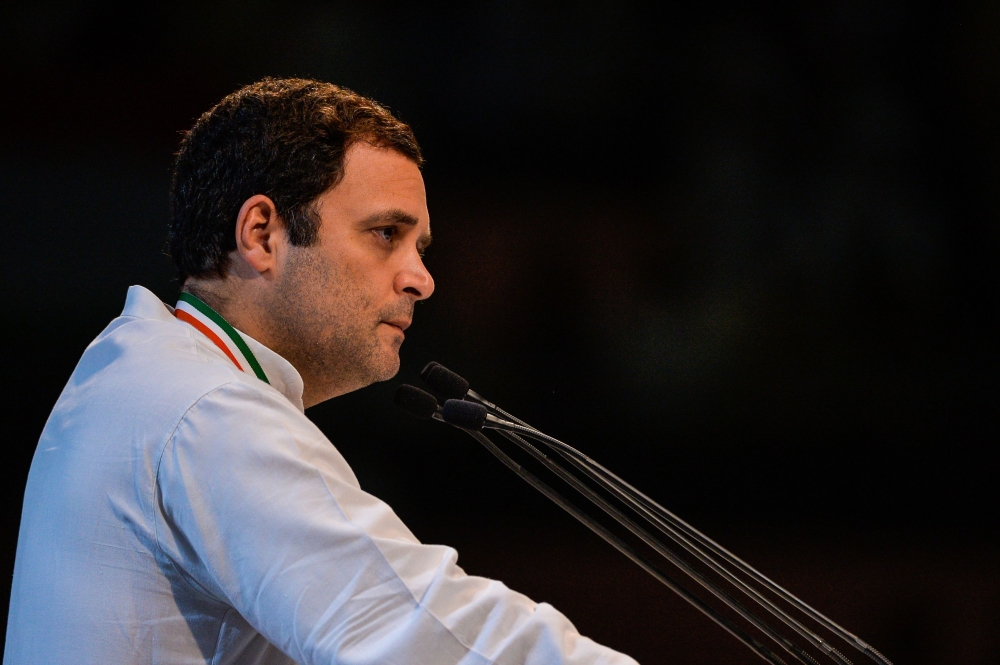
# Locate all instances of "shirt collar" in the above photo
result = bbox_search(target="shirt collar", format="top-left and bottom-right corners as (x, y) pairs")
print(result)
(234, 326), (305, 412)
(122, 285), (305, 412)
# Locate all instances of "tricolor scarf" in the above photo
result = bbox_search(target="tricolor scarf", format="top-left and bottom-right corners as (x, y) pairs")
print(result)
(174, 292), (270, 384)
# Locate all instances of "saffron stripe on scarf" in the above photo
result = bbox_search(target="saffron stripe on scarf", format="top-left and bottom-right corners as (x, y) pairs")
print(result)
(177, 292), (269, 384)
(175, 309), (244, 370)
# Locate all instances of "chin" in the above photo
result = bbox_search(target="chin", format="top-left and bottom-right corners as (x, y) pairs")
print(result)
(371, 351), (401, 382)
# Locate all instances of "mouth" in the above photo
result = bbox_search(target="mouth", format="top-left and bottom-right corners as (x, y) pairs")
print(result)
(381, 318), (411, 333)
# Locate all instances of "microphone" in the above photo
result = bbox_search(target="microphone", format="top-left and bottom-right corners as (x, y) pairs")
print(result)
(420, 362), (511, 417)
(441, 399), (488, 430)
(420, 362), (469, 400)
(441, 399), (522, 432)
(394, 384), (440, 420)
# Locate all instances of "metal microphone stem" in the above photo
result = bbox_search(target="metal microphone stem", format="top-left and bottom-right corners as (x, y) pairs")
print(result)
(496, 428), (851, 665)
(460, 427), (791, 665)
(490, 429), (826, 665)
(494, 421), (889, 665)
(405, 371), (889, 664)
(455, 385), (890, 665)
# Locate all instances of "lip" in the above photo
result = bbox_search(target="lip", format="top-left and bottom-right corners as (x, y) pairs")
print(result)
(381, 319), (411, 333)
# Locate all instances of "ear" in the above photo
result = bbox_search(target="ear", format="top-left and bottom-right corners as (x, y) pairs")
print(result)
(234, 194), (286, 276)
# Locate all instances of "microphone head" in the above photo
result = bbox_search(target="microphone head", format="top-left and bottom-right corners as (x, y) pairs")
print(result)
(420, 362), (470, 400)
(393, 384), (440, 420)
(442, 399), (488, 430)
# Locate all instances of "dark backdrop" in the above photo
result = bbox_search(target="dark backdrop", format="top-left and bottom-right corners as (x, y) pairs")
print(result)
(2, 2), (997, 663)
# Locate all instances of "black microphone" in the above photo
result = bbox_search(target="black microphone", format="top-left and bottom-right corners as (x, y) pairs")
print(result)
(420, 362), (470, 400)
(394, 384), (440, 420)
(421, 361), (508, 415)
(441, 399), (486, 429)
(441, 399), (522, 432)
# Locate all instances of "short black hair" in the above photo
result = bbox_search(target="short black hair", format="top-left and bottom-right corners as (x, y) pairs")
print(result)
(169, 78), (422, 280)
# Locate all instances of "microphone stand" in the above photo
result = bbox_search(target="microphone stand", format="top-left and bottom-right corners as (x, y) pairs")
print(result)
(488, 421), (889, 665)
(467, 388), (888, 665)
(462, 428), (791, 665)
(495, 428), (851, 665)
(400, 364), (893, 665)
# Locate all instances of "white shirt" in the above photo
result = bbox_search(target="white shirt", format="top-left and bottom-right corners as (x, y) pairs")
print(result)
(5, 286), (638, 665)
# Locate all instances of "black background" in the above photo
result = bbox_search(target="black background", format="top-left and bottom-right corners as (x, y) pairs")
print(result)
(2, 2), (998, 663)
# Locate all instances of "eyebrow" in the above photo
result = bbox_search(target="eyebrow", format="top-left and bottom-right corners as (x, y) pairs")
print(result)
(360, 209), (420, 227)
(360, 208), (432, 252)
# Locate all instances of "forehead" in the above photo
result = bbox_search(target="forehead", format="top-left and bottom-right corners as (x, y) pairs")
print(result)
(318, 142), (428, 224)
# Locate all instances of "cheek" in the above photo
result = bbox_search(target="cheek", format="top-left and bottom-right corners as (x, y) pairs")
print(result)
(301, 247), (394, 324)
(356, 263), (400, 307)
(322, 283), (375, 324)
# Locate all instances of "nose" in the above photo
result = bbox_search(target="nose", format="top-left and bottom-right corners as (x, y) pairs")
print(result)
(395, 252), (435, 301)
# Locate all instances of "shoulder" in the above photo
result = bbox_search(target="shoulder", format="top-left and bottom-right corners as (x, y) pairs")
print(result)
(52, 309), (296, 456)
(159, 379), (362, 504)
(73, 313), (246, 405)
(171, 380), (334, 463)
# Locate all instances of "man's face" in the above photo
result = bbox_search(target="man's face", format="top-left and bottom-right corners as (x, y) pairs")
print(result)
(269, 142), (433, 403)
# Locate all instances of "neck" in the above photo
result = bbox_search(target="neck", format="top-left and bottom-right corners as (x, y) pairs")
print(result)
(182, 277), (350, 407)
(183, 279), (263, 342)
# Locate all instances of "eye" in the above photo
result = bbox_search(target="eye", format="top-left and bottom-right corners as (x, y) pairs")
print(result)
(374, 227), (397, 243)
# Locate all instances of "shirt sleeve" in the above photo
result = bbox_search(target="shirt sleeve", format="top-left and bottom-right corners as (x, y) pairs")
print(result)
(154, 381), (639, 665)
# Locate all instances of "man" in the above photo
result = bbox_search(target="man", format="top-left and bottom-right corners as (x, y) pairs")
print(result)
(5, 78), (637, 664)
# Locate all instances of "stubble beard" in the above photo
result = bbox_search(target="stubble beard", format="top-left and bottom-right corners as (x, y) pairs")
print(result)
(263, 246), (408, 398)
